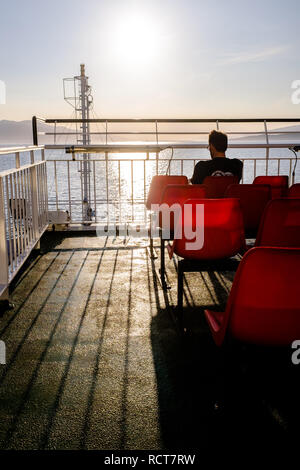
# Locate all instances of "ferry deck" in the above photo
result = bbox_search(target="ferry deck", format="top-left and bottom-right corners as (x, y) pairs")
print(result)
(0, 118), (300, 452)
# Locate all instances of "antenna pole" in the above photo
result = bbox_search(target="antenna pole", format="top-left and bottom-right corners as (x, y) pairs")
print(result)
(79, 64), (92, 222)
(63, 64), (94, 223)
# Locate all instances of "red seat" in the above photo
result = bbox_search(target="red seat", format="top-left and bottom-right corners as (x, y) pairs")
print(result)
(153, 184), (207, 289)
(172, 198), (245, 330)
(146, 175), (188, 288)
(255, 198), (300, 247)
(253, 175), (288, 198)
(203, 175), (239, 198)
(158, 184), (206, 230)
(146, 175), (188, 210)
(287, 183), (300, 198)
(170, 198), (245, 260)
(225, 184), (271, 236)
(204, 247), (300, 346)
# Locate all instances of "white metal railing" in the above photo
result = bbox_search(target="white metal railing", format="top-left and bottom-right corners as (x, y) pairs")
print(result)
(2, 117), (300, 227)
(35, 117), (300, 157)
(44, 151), (299, 225)
(39, 116), (300, 224)
(0, 154), (48, 298)
(1, 145), (299, 227)
(0, 145), (45, 167)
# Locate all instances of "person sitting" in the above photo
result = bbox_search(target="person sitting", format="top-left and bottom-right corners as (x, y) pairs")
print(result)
(190, 130), (243, 184)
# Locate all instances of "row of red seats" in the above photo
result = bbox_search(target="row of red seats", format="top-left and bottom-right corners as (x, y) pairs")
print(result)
(178, 197), (300, 345)
(147, 175), (299, 237)
(172, 195), (300, 337)
(146, 174), (300, 346)
(147, 174), (299, 289)
(146, 174), (296, 209)
(201, 174), (291, 198)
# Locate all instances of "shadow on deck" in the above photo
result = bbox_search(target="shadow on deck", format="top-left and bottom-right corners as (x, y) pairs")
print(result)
(0, 232), (299, 451)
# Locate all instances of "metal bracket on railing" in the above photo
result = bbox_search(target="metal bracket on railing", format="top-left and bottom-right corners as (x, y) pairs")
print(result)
(65, 146), (76, 161)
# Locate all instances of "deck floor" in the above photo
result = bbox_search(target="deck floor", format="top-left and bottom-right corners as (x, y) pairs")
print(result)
(0, 232), (299, 451)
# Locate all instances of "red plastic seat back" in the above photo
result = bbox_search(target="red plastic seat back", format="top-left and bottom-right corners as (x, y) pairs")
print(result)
(158, 184), (206, 229)
(203, 175), (239, 198)
(253, 175), (288, 198)
(160, 184), (206, 206)
(146, 175), (188, 209)
(227, 247), (300, 345)
(225, 184), (271, 235)
(255, 198), (300, 247)
(172, 198), (245, 260)
(287, 183), (300, 198)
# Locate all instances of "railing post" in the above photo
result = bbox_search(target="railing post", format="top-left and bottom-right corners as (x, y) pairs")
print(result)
(32, 116), (38, 146)
(15, 152), (20, 169)
(30, 165), (39, 240)
(264, 120), (269, 161)
(0, 178), (9, 293)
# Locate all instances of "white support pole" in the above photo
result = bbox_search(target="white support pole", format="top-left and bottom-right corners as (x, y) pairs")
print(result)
(0, 178), (9, 290)
(30, 165), (39, 240)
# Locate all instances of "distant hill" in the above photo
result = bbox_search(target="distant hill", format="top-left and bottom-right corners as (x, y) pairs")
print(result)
(232, 124), (300, 142)
(0, 120), (70, 145)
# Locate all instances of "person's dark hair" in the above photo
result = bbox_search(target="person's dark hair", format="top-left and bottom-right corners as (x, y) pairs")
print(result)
(209, 130), (228, 152)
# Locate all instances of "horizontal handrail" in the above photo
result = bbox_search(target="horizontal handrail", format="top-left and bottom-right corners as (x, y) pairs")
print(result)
(44, 130), (300, 135)
(32, 116), (300, 149)
(43, 157), (297, 162)
(0, 160), (46, 177)
(37, 117), (300, 123)
(43, 143), (300, 154)
(0, 145), (44, 156)
(1, 142), (299, 158)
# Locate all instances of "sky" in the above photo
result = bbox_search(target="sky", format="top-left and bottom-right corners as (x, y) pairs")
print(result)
(0, 0), (300, 121)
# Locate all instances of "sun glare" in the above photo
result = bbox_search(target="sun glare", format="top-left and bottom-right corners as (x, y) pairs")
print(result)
(112, 12), (160, 65)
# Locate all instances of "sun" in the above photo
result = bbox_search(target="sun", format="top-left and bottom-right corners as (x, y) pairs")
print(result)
(112, 12), (160, 65)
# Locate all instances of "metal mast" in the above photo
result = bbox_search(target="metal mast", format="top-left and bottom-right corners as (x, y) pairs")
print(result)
(79, 64), (92, 222)
(63, 64), (93, 222)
